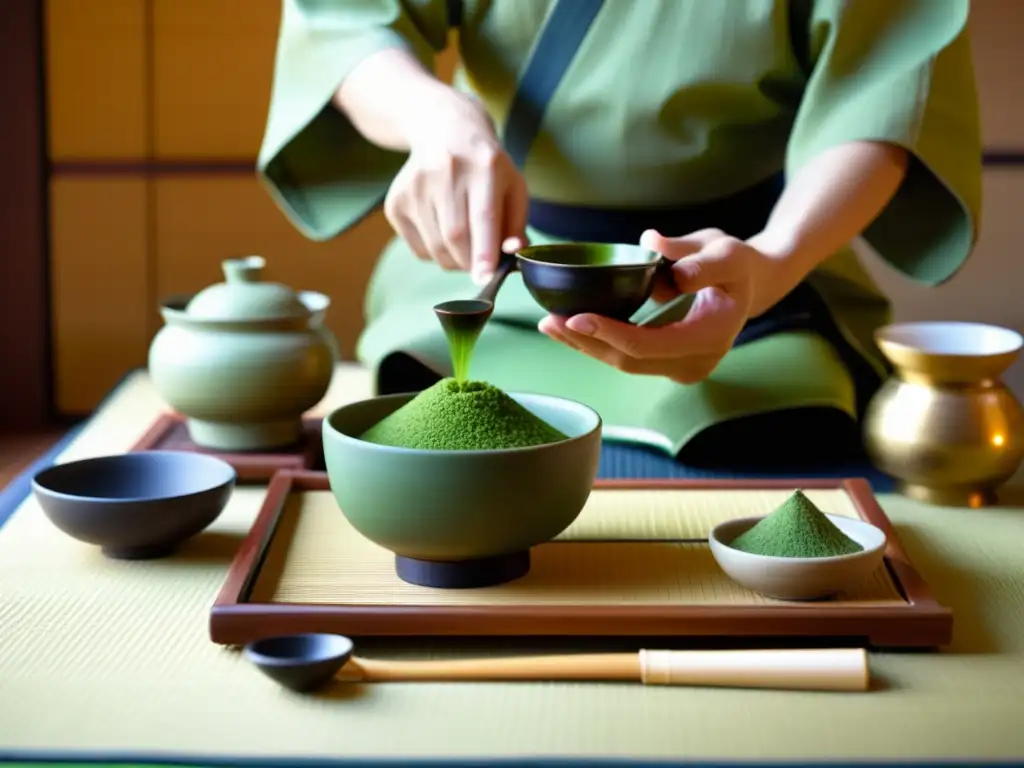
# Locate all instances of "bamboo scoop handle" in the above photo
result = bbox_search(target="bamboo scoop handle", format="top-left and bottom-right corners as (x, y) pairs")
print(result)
(344, 648), (868, 692)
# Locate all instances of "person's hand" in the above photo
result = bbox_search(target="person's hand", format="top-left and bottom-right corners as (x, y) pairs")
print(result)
(383, 93), (530, 284)
(538, 228), (768, 384)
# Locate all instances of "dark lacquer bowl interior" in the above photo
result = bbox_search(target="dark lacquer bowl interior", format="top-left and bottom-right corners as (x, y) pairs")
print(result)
(516, 242), (663, 321)
(31, 450), (236, 559)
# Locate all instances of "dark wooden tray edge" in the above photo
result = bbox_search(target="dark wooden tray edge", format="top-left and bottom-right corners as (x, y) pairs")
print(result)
(209, 471), (953, 649)
(129, 412), (324, 482)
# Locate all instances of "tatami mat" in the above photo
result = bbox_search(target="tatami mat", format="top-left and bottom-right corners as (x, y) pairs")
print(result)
(251, 489), (901, 607)
(2, 366), (1024, 761)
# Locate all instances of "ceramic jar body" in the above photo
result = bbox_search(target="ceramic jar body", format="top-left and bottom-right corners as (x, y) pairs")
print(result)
(865, 376), (1024, 506)
(149, 315), (335, 451)
(864, 322), (1024, 508)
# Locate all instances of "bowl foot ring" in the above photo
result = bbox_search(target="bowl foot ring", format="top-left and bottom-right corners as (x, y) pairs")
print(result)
(102, 543), (178, 560)
(395, 550), (530, 589)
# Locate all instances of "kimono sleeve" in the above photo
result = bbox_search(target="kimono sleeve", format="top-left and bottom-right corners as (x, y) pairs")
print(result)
(257, 0), (450, 241)
(785, 0), (982, 285)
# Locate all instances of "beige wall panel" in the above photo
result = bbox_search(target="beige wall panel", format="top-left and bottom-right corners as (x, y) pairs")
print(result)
(154, 177), (394, 359)
(151, 2), (460, 159)
(44, 0), (148, 159)
(49, 178), (151, 414)
(151, 0), (281, 158)
(970, 1), (1024, 150)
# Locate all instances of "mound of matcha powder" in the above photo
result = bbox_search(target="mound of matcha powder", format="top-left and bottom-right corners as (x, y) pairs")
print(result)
(728, 490), (863, 558)
(359, 378), (569, 451)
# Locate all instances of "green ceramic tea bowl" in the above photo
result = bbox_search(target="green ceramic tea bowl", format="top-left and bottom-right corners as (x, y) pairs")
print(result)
(322, 391), (602, 588)
(516, 242), (665, 322)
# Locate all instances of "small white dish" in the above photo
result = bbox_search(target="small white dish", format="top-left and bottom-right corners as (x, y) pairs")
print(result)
(708, 514), (888, 601)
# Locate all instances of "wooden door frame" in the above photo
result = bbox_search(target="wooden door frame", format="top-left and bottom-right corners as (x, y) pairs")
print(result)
(0, 0), (50, 430)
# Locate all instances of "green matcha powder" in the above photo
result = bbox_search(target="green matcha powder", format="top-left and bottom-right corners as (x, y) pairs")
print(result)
(359, 378), (568, 451)
(729, 490), (863, 558)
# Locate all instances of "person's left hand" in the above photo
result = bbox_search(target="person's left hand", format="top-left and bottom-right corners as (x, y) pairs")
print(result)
(538, 228), (770, 384)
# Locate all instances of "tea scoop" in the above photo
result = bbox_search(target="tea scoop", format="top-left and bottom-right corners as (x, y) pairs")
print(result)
(244, 633), (869, 693)
(433, 251), (519, 337)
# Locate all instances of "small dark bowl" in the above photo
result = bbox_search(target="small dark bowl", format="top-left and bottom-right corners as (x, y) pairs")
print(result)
(32, 450), (236, 559)
(516, 242), (663, 321)
(245, 633), (355, 693)
(323, 392), (602, 589)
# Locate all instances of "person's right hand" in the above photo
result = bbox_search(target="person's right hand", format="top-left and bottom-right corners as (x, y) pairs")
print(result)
(383, 93), (530, 285)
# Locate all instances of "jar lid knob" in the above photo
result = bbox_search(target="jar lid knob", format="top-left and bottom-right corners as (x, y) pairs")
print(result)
(222, 255), (266, 284)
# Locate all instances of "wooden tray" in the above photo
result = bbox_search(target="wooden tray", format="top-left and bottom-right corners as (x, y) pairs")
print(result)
(130, 413), (325, 483)
(210, 471), (952, 648)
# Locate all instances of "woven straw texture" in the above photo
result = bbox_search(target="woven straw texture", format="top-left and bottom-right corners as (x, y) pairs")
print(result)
(251, 489), (902, 607)
(2, 366), (1024, 760)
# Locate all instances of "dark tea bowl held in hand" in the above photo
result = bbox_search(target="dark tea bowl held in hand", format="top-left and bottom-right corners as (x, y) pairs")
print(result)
(515, 242), (664, 322)
(32, 450), (236, 559)
(322, 392), (602, 589)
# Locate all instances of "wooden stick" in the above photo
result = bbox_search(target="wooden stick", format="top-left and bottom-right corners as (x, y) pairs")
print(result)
(343, 648), (868, 691)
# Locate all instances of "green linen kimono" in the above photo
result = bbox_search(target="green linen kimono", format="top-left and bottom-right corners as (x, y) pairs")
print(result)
(257, 0), (981, 456)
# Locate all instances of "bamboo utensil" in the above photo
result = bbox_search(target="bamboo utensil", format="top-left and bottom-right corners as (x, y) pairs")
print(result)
(244, 634), (869, 693)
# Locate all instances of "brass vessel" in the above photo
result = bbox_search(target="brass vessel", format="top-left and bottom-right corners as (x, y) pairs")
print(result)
(864, 321), (1024, 508)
